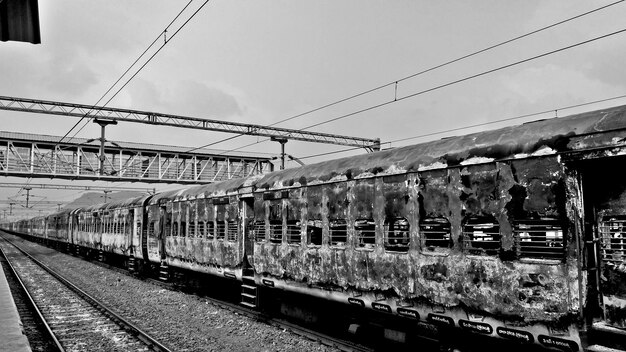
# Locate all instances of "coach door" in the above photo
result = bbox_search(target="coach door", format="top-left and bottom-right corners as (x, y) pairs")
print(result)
(580, 156), (626, 329)
(241, 196), (255, 271)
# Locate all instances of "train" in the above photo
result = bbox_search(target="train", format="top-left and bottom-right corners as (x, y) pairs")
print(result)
(3, 104), (626, 351)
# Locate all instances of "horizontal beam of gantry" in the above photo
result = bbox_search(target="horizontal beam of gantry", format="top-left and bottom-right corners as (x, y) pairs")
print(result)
(0, 131), (274, 184)
(0, 95), (381, 151)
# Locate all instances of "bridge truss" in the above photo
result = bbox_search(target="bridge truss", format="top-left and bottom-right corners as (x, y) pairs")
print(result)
(0, 131), (273, 184)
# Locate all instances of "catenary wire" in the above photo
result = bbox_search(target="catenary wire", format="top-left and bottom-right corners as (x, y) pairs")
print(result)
(186, 0), (625, 152)
(296, 93), (626, 160)
(25, 0), (213, 197)
(198, 26), (626, 158)
(58, 0), (197, 144)
(65, 0), (213, 141)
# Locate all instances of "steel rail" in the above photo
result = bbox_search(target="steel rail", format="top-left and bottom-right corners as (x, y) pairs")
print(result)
(48, 242), (375, 352)
(0, 240), (65, 352)
(0, 233), (174, 352)
(0, 95), (381, 150)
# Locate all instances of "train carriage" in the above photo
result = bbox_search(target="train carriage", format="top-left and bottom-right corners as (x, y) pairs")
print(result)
(243, 104), (626, 350)
(5, 104), (626, 350)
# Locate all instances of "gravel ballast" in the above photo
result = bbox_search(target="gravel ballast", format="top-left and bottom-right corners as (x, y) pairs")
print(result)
(8, 235), (339, 352)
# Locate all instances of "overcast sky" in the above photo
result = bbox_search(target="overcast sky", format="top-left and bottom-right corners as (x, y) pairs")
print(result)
(2, 0), (626, 217)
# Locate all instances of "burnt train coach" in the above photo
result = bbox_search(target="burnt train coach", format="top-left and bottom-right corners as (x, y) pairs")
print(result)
(242, 105), (626, 351)
(3, 104), (626, 351)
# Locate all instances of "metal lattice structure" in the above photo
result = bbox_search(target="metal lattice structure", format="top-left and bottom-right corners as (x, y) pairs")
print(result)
(0, 131), (273, 184)
(0, 95), (381, 151)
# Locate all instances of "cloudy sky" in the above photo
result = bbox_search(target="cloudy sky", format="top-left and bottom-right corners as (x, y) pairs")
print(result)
(2, 0), (626, 216)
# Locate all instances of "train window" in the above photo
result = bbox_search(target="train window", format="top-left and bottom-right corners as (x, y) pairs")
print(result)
(148, 221), (155, 237)
(197, 221), (205, 238)
(330, 219), (347, 247)
(226, 221), (238, 242)
(598, 216), (626, 266)
(515, 219), (564, 260)
(286, 220), (301, 244)
(420, 217), (452, 250)
(307, 220), (323, 246)
(172, 221), (178, 237)
(164, 214), (171, 237)
(188, 220), (196, 238)
(463, 216), (500, 256)
(269, 220), (282, 244)
(355, 219), (376, 249)
(385, 218), (410, 252)
(254, 221), (266, 242)
(206, 221), (215, 240)
(180, 221), (187, 237)
(216, 221), (226, 240)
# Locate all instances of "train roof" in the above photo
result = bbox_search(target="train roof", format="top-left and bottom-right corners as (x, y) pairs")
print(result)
(252, 104), (626, 191)
(144, 104), (626, 202)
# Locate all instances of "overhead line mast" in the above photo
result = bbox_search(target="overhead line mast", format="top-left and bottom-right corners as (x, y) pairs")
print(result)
(0, 96), (381, 152)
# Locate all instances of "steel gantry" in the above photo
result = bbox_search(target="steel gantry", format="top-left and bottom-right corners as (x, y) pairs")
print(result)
(0, 131), (273, 183)
(0, 95), (381, 151)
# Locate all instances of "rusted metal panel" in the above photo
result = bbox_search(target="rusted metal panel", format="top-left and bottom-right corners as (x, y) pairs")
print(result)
(165, 197), (243, 270)
(382, 174), (409, 219)
(327, 183), (348, 220)
(286, 188), (305, 221)
(252, 156), (580, 324)
(306, 186), (324, 221)
(352, 179), (375, 220)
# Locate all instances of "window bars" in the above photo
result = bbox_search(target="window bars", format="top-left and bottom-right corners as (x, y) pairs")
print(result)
(515, 219), (564, 260)
(463, 217), (500, 256)
(385, 218), (410, 252)
(599, 216), (626, 266)
(355, 219), (376, 249)
(420, 217), (452, 250)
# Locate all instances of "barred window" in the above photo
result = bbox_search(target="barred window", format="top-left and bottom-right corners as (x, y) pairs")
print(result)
(206, 221), (215, 240)
(330, 219), (347, 247)
(269, 220), (282, 244)
(197, 221), (205, 238)
(164, 215), (171, 237)
(180, 221), (187, 237)
(385, 218), (410, 252)
(172, 221), (178, 237)
(226, 220), (238, 242)
(307, 220), (323, 246)
(188, 220), (196, 237)
(420, 217), (452, 250)
(286, 220), (301, 244)
(599, 216), (626, 266)
(463, 217), (500, 256)
(148, 221), (156, 237)
(515, 219), (564, 260)
(254, 221), (266, 242)
(216, 221), (226, 240)
(355, 219), (376, 249)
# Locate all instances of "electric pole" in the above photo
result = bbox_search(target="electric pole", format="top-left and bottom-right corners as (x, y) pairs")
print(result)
(24, 186), (32, 208)
(94, 118), (118, 176)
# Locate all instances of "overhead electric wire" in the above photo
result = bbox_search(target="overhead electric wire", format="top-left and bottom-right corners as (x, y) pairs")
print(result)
(204, 25), (626, 159)
(187, 0), (624, 153)
(68, 0), (214, 141)
(58, 0), (197, 144)
(301, 27), (626, 130)
(295, 93), (626, 161)
(28, 0), (213, 192)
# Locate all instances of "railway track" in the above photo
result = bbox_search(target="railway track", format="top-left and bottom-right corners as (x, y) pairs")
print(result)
(0, 235), (173, 352)
(3, 232), (376, 352)
(85, 257), (376, 352)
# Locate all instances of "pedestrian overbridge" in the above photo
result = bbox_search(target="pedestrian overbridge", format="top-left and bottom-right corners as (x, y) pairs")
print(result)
(0, 131), (273, 184)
